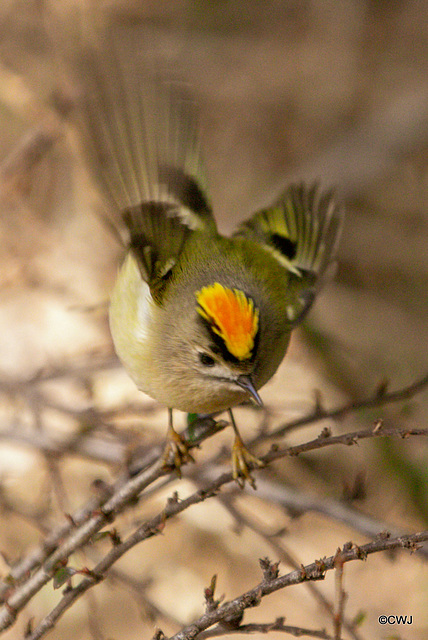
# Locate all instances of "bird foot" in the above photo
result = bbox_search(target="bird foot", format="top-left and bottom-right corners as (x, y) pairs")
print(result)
(161, 426), (195, 477)
(232, 434), (265, 489)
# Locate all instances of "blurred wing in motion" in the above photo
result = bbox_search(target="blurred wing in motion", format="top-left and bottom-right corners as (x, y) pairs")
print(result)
(71, 26), (214, 291)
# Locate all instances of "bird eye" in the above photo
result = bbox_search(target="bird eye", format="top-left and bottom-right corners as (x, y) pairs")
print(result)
(199, 352), (215, 367)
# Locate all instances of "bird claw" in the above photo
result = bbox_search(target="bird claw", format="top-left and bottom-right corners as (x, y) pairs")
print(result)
(232, 434), (265, 489)
(161, 426), (195, 477)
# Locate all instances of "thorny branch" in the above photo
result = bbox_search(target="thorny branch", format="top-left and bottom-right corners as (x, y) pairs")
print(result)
(0, 371), (427, 638)
(196, 618), (344, 639)
(0, 431), (427, 636)
(165, 532), (428, 640)
(256, 371), (428, 442)
(240, 475), (428, 560)
(218, 496), (365, 640)
(20, 531), (428, 640)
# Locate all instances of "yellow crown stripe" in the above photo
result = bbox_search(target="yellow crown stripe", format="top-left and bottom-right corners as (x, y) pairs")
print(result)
(196, 283), (259, 360)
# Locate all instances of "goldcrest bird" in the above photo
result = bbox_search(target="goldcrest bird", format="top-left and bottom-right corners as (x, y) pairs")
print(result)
(74, 31), (343, 486)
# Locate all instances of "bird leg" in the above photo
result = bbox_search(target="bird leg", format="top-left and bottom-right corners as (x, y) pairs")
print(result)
(161, 408), (194, 476)
(229, 409), (264, 489)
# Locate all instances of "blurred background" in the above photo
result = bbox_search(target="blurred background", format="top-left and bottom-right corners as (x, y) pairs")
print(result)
(0, 1), (427, 638)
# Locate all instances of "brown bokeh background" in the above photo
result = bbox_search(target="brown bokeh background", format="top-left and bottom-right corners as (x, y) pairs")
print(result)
(0, 1), (427, 639)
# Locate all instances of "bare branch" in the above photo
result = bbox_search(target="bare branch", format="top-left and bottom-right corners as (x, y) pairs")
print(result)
(333, 549), (347, 640)
(256, 372), (428, 442)
(11, 471), (428, 640)
(0, 374), (426, 636)
(166, 531), (428, 640)
(244, 477), (428, 561)
(267, 425), (428, 461)
(218, 496), (366, 640)
(198, 618), (343, 639)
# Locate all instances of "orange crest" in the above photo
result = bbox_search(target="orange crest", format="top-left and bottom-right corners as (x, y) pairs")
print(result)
(196, 283), (259, 360)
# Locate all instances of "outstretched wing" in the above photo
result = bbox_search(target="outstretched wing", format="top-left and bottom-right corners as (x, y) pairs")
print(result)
(235, 183), (344, 324)
(71, 24), (214, 295)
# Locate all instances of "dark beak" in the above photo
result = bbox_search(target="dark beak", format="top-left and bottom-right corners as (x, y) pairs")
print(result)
(236, 374), (264, 407)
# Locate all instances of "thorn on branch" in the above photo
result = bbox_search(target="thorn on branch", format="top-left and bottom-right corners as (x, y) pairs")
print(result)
(91, 528), (122, 546)
(92, 507), (115, 524)
(353, 545), (367, 561)
(152, 628), (167, 640)
(78, 567), (101, 583)
(204, 575), (222, 613)
(318, 426), (332, 438)
(166, 491), (180, 507)
(270, 616), (286, 630)
(108, 528), (121, 546)
(259, 557), (280, 582)
(314, 558), (327, 578)
(376, 530), (391, 540)
(372, 419), (384, 434)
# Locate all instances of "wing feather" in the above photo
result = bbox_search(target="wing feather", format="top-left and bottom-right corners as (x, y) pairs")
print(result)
(235, 183), (344, 325)
(71, 24), (215, 298)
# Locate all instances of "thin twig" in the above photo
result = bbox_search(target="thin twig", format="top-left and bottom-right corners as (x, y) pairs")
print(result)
(0, 372), (426, 635)
(255, 372), (428, 442)
(13, 476), (428, 640)
(1, 421), (427, 633)
(267, 425), (428, 461)
(1, 372), (426, 467)
(166, 531), (428, 640)
(218, 495), (366, 640)
(198, 618), (342, 639)
(333, 550), (346, 640)
(239, 476), (428, 560)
